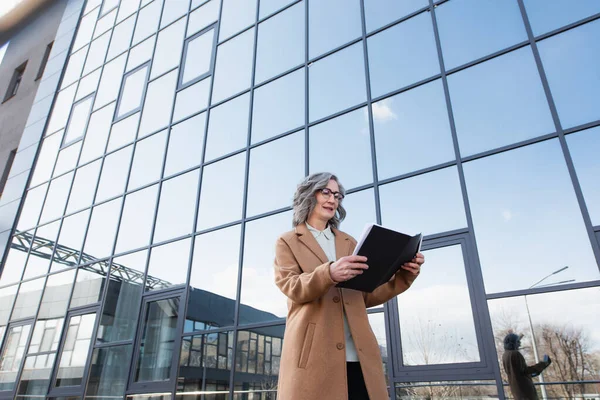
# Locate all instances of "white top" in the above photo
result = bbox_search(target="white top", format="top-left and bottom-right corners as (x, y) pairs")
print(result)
(306, 223), (359, 362)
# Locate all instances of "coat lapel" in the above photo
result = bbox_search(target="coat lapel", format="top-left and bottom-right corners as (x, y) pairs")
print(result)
(295, 223), (329, 264)
(332, 226), (352, 258)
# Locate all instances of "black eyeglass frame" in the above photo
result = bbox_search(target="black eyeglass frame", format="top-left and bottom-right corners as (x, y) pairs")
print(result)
(318, 188), (345, 201)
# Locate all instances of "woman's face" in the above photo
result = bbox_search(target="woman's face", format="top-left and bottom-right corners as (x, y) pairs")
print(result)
(311, 179), (340, 223)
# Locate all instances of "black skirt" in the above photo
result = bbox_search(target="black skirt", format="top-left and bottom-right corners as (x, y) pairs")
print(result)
(347, 362), (370, 400)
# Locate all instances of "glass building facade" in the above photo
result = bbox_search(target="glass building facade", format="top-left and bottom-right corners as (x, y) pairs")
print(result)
(0, 0), (599, 398)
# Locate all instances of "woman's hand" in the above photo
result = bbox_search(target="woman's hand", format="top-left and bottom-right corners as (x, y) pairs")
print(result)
(329, 255), (369, 283)
(401, 252), (424, 276)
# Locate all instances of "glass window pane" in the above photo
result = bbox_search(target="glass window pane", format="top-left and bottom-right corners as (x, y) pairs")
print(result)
(463, 139), (600, 294)
(309, 107), (372, 189)
(0, 286), (18, 325)
(95, 54), (127, 110)
(151, 18), (186, 79)
(75, 70), (101, 101)
(55, 313), (97, 387)
(395, 381), (498, 398)
(211, 28), (255, 104)
(398, 245), (480, 365)
(16, 183), (48, 231)
(62, 47), (88, 89)
(107, 111), (141, 152)
(219, 0), (256, 40)
(566, 127), (600, 225)
(161, 0), (189, 28)
(0, 236), (30, 287)
(133, 0), (162, 45)
(53, 142), (82, 177)
(85, 345), (133, 398)
(117, 0), (141, 22)
(127, 34), (156, 72)
(115, 184), (159, 253)
(309, 43), (366, 122)
(240, 211), (291, 321)
(94, 8), (117, 38)
(182, 28), (215, 86)
(164, 113), (206, 176)
(197, 153), (246, 230)
(309, 0), (361, 59)
(172, 77), (210, 122)
(188, 225), (240, 330)
(448, 47), (554, 156)
(28, 318), (64, 354)
(537, 20), (600, 129)
(135, 297), (179, 382)
(251, 69), (303, 144)
(139, 69), (178, 137)
(187, 0), (219, 36)
(83, 198), (122, 260)
(38, 270), (76, 319)
(380, 167), (467, 236)
(73, 7), (99, 50)
(341, 188), (376, 240)
(364, 0), (427, 33)
(11, 278), (45, 320)
(80, 103), (116, 165)
(233, 326), (283, 396)
(95, 145), (133, 202)
(127, 130), (167, 190)
(147, 236), (190, 288)
(373, 80), (455, 179)
(177, 331), (233, 397)
(259, 0), (294, 18)
(117, 64), (149, 119)
(51, 210), (90, 272)
(524, 0), (600, 36)
(367, 312), (388, 376)
(0, 324), (32, 391)
(47, 85), (77, 135)
(83, 31), (111, 75)
(22, 224), (58, 280)
(367, 13), (439, 99)
(29, 132), (62, 187)
(40, 173), (74, 224)
(436, 0), (527, 70)
(255, 1), (304, 84)
(247, 131), (304, 216)
(97, 250), (147, 343)
(69, 266), (106, 307)
(153, 169), (199, 243)
(108, 15), (136, 60)
(206, 93), (249, 161)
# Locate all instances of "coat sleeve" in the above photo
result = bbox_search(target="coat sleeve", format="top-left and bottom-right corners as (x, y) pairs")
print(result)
(363, 269), (418, 308)
(273, 237), (336, 304)
(520, 352), (548, 376)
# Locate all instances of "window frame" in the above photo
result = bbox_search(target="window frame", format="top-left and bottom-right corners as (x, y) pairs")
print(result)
(178, 22), (218, 90)
(0, 319), (35, 400)
(0, 149), (17, 199)
(61, 93), (96, 148)
(3, 61), (27, 103)
(35, 42), (54, 81)
(114, 60), (151, 123)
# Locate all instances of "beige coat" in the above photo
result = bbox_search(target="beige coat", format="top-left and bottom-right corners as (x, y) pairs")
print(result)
(273, 223), (418, 400)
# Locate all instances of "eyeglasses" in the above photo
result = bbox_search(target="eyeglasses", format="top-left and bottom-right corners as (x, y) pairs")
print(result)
(318, 188), (345, 201)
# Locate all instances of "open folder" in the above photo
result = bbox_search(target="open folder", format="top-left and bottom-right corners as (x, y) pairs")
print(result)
(336, 224), (422, 293)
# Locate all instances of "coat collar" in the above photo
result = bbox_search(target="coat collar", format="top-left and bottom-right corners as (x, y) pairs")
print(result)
(295, 222), (351, 264)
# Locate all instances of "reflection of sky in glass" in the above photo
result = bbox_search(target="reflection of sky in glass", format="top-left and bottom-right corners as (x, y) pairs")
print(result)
(537, 20), (600, 129)
(151, 18), (185, 79)
(80, 104), (114, 165)
(206, 93), (249, 160)
(95, 55), (126, 111)
(147, 237), (191, 290)
(309, 107), (372, 189)
(363, 0), (427, 33)
(464, 139), (599, 294)
(340, 188), (376, 240)
(448, 47), (554, 156)
(108, 112), (140, 152)
(436, 0), (527, 70)
(523, 0), (600, 36)
(67, 161), (101, 213)
(241, 211), (292, 320)
(309, 0), (361, 59)
(219, 0), (256, 41)
(83, 198), (122, 260)
(255, 1), (304, 84)
(566, 127), (600, 226)
(164, 113), (205, 176)
(138, 69), (178, 137)
(95, 145), (133, 203)
(116, 185), (159, 253)
(309, 43), (366, 122)
(181, 29), (214, 86)
(188, 0), (219, 36)
(373, 80), (454, 179)
(53, 142), (81, 177)
(398, 245), (480, 365)
(128, 130), (167, 190)
(259, 0), (294, 19)
(367, 12), (439, 99)
(380, 167), (467, 236)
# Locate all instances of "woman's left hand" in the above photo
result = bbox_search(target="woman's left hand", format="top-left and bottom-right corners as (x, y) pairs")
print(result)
(401, 252), (424, 276)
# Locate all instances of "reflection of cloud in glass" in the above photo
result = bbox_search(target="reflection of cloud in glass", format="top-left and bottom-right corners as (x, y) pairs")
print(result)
(370, 98), (397, 123)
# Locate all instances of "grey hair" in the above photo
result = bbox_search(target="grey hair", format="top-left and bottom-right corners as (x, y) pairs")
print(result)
(292, 172), (347, 229)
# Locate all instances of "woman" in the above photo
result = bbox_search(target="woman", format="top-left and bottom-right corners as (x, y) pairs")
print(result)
(273, 172), (424, 400)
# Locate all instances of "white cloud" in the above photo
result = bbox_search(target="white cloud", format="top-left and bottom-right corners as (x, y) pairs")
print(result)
(502, 210), (513, 221)
(371, 98), (397, 123)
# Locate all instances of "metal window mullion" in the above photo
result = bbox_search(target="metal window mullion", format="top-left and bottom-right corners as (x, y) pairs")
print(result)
(0, 319), (37, 399)
(427, 2), (506, 397)
(516, 0), (600, 273)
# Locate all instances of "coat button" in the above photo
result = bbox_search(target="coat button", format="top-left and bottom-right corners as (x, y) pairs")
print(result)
(336, 343), (344, 350)
(333, 296), (340, 303)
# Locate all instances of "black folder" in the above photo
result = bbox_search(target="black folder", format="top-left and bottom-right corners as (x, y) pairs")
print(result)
(336, 224), (422, 293)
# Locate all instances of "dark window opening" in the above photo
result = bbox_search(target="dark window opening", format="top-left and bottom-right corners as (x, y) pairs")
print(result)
(3, 61), (27, 102)
(35, 42), (53, 80)
(0, 148), (17, 198)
